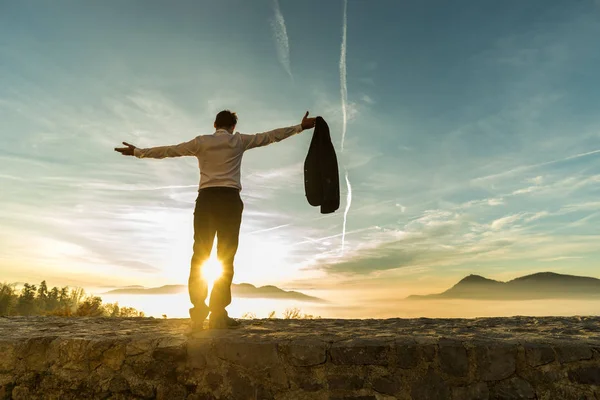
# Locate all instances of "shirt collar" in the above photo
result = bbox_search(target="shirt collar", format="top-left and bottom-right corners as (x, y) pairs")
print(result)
(214, 129), (232, 136)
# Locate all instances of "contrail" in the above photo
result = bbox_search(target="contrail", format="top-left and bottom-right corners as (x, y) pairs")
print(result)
(341, 170), (352, 253)
(340, 0), (348, 151)
(340, 0), (352, 255)
(472, 148), (600, 183)
(271, 0), (293, 81)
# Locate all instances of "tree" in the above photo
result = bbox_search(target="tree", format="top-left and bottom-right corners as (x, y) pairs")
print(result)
(76, 296), (104, 317)
(3, 280), (145, 318)
(104, 302), (120, 318)
(0, 283), (16, 316)
(16, 284), (37, 316)
(47, 286), (60, 313)
(69, 287), (86, 314)
(36, 280), (49, 312)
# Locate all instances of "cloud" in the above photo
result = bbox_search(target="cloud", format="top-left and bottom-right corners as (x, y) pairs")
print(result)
(459, 197), (505, 209)
(361, 95), (375, 104)
(472, 149), (600, 184)
(525, 211), (550, 222)
(271, 0), (293, 80)
(527, 176), (544, 185)
(490, 213), (524, 230)
(539, 256), (584, 262)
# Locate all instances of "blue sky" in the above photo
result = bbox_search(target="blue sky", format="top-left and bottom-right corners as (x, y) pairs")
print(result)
(1, 0), (600, 298)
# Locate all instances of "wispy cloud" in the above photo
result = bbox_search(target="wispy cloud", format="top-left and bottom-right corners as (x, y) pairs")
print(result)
(361, 94), (374, 104)
(472, 149), (600, 184)
(271, 0), (293, 80)
(490, 213), (524, 230)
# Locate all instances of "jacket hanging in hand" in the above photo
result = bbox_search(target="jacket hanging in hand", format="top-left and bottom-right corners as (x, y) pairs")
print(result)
(304, 117), (340, 214)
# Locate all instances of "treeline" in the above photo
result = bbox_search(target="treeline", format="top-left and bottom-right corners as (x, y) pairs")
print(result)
(0, 280), (144, 317)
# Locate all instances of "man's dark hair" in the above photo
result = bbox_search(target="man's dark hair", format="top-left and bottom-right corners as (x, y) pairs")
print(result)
(214, 110), (238, 129)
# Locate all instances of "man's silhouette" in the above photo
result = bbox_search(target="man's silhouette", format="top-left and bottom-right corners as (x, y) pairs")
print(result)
(115, 110), (316, 329)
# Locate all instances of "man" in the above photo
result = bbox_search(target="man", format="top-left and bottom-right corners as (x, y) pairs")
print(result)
(115, 110), (317, 329)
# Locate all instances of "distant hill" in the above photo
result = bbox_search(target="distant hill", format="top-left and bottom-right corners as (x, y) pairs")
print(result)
(407, 272), (600, 300)
(103, 283), (325, 303)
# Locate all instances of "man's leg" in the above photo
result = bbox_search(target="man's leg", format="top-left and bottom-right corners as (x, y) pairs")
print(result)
(188, 192), (217, 324)
(209, 191), (243, 326)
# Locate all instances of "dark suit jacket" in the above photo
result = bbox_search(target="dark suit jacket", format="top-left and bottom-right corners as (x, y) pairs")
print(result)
(304, 117), (340, 214)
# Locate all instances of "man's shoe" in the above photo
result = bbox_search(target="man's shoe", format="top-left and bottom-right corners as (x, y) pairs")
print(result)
(189, 306), (209, 331)
(189, 320), (205, 332)
(209, 315), (241, 329)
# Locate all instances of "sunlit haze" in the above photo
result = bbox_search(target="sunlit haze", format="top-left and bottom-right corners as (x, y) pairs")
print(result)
(2, 1), (600, 318)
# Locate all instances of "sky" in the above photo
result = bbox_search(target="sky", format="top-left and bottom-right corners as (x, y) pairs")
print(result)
(1, 0), (600, 304)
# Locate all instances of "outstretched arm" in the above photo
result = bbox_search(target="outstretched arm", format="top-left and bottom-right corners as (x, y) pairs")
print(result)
(114, 137), (201, 159)
(240, 111), (317, 150)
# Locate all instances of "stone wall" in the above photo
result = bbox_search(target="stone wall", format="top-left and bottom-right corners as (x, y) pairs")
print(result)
(0, 316), (599, 399)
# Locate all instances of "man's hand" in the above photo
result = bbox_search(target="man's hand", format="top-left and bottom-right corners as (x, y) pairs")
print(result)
(301, 111), (317, 130)
(114, 142), (137, 156)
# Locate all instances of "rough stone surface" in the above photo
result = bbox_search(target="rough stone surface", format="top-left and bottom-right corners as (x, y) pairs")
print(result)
(0, 316), (599, 399)
(451, 382), (489, 400)
(524, 343), (555, 367)
(438, 339), (469, 377)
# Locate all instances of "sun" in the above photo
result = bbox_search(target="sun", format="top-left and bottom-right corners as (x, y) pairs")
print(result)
(202, 255), (223, 290)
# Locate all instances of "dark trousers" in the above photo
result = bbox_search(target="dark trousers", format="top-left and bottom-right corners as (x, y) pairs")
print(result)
(188, 187), (243, 320)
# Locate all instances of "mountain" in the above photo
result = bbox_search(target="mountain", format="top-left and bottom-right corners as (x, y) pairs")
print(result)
(103, 283), (325, 303)
(407, 272), (600, 300)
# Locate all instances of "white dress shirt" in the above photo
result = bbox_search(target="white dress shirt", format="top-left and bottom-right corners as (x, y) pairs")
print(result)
(134, 124), (303, 191)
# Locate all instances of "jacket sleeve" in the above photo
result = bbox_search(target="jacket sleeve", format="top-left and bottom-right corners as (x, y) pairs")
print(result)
(239, 125), (303, 150)
(134, 137), (202, 159)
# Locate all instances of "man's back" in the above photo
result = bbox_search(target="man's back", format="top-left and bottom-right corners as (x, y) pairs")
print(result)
(133, 125), (303, 190)
(114, 110), (317, 330)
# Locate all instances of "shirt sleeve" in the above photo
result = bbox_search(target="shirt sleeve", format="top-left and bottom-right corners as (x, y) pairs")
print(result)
(134, 137), (202, 159)
(239, 124), (303, 150)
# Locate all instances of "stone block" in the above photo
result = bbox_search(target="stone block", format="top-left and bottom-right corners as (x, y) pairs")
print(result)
(290, 368), (326, 392)
(475, 344), (516, 381)
(411, 369), (451, 400)
(10, 385), (29, 400)
(227, 367), (255, 399)
(420, 344), (437, 362)
(280, 339), (327, 366)
(0, 374), (14, 400)
(568, 366), (600, 385)
(396, 344), (418, 369)
(108, 376), (129, 393)
(327, 374), (365, 390)
(524, 344), (555, 367)
(153, 343), (187, 363)
(126, 338), (156, 356)
(0, 342), (16, 373)
(206, 372), (224, 391)
(121, 365), (156, 398)
(331, 339), (390, 366)
(490, 377), (535, 399)
(439, 339), (468, 377)
(22, 337), (55, 372)
(452, 382), (489, 400)
(371, 375), (399, 396)
(214, 339), (280, 368)
(103, 343), (126, 371)
(187, 338), (212, 369)
(156, 383), (187, 400)
(554, 345), (593, 364)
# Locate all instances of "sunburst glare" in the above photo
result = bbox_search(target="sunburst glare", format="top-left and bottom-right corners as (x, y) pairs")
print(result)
(202, 255), (223, 293)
